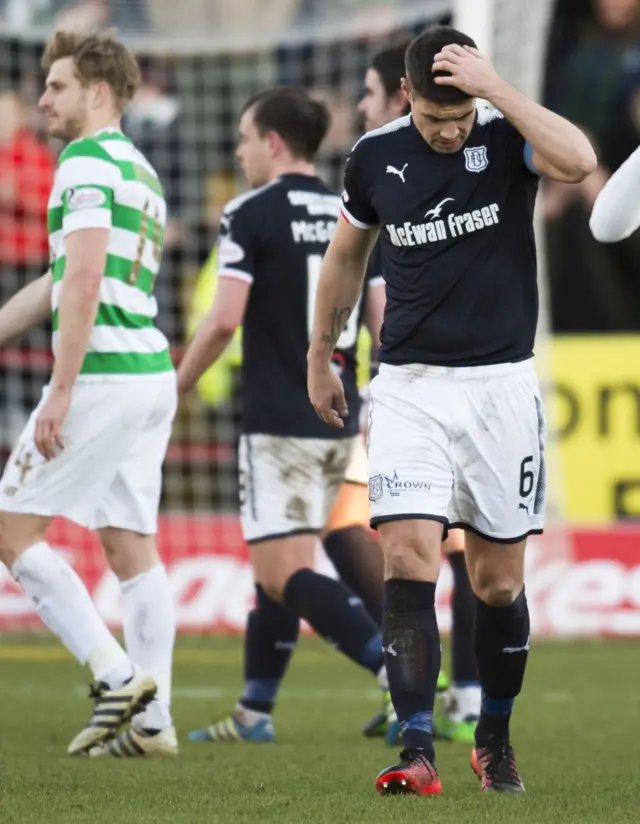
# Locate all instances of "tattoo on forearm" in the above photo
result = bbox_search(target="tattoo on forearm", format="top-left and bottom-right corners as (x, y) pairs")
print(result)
(321, 306), (352, 348)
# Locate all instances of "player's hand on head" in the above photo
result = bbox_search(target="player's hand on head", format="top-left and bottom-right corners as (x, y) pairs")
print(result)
(34, 386), (70, 460)
(308, 365), (349, 429)
(432, 44), (502, 100)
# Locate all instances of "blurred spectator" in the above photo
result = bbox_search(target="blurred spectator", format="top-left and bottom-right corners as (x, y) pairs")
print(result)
(0, 88), (55, 445)
(310, 86), (357, 190)
(549, 0), (640, 173)
(148, 0), (298, 40)
(1, 0), (150, 31)
(542, 164), (640, 331)
(544, 0), (640, 332)
(123, 59), (187, 344)
(0, 89), (54, 275)
(124, 60), (183, 245)
(294, 1), (449, 42)
(53, 0), (150, 31)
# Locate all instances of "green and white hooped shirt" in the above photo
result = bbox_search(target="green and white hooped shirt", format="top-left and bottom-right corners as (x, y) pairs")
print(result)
(47, 128), (173, 380)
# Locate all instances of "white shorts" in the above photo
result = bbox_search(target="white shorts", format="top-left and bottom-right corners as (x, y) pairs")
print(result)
(0, 375), (177, 534)
(367, 360), (546, 542)
(238, 434), (355, 543)
(344, 436), (368, 486)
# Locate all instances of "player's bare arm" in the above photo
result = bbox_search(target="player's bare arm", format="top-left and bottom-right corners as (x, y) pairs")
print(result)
(590, 144), (640, 242)
(0, 271), (52, 346)
(177, 275), (250, 398)
(307, 217), (377, 428)
(364, 281), (385, 349)
(322, 306), (353, 349)
(35, 228), (107, 460)
(433, 44), (597, 182)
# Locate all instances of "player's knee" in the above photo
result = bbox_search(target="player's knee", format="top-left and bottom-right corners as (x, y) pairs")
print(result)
(0, 513), (44, 569)
(474, 579), (522, 607)
(384, 547), (428, 579)
(255, 574), (287, 604)
(252, 559), (298, 603)
(103, 547), (134, 581)
(380, 526), (440, 581)
(250, 535), (316, 603)
(467, 540), (525, 606)
(0, 520), (16, 568)
(0, 515), (10, 554)
(100, 530), (159, 581)
(256, 561), (316, 604)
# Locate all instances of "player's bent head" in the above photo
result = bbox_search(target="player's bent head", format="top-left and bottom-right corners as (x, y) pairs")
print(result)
(403, 25), (478, 154)
(40, 30), (140, 141)
(405, 25), (477, 105)
(358, 42), (411, 132)
(237, 87), (331, 187)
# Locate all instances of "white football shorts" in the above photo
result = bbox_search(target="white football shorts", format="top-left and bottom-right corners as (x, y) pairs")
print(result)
(344, 435), (368, 486)
(367, 360), (546, 542)
(238, 434), (356, 543)
(0, 374), (177, 534)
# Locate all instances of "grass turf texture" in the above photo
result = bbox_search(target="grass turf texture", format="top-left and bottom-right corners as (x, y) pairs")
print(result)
(0, 635), (637, 824)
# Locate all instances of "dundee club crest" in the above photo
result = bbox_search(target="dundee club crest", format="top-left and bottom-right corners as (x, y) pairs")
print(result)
(464, 145), (489, 173)
(368, 475), (383, 502)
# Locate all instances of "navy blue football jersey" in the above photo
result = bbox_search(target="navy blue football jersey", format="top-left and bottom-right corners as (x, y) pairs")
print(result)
(218, 173), (381, 438)
(341, 106), (540, 367)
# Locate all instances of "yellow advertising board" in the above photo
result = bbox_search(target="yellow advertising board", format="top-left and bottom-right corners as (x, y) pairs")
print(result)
(550, 336), (640, 523)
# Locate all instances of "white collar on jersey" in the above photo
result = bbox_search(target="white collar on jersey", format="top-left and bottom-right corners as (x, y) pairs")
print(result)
(93, 127), (125, 136)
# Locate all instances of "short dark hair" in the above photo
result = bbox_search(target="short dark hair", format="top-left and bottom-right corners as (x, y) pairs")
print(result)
(371, 42), (410, 97)
(369, 42), (411, 117)
(405, 25), (478, 104)
(242, 87), (330, 161)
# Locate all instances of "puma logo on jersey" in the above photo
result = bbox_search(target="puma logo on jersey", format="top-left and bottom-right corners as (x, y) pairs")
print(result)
(424, 198), (454, 220)
(386, 163), (408, 183)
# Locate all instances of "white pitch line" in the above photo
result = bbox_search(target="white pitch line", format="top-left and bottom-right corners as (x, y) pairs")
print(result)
(57, 685), (381, 701)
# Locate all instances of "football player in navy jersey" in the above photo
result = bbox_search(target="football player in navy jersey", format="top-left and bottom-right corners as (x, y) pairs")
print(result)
(309, 25), (596, 796)
(178, 87), (389, 744)
(357, 41), (482, 747)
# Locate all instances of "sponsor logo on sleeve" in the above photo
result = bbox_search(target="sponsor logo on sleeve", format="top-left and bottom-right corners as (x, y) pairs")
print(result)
(66, 187), (107, 210)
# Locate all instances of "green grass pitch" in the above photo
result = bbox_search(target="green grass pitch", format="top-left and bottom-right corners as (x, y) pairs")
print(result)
(0, 635), (637, 824)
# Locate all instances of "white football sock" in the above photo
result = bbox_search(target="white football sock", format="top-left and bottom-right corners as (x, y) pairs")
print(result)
(448, 684), (482, 722)
(377, 665), (388, 692)
(12, 542), (132, 685)
(121, 563), (175, 729)
(235, 703), (270, 725)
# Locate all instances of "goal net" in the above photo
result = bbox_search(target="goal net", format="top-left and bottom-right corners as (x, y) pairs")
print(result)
(0, 0), (561, 633)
